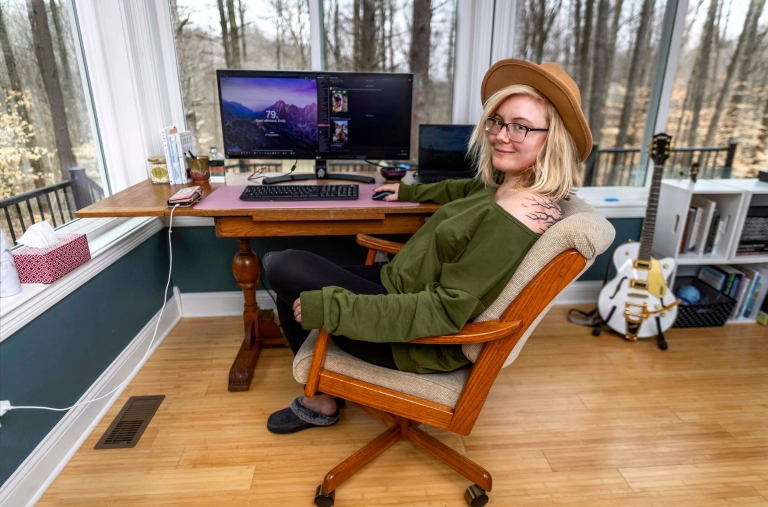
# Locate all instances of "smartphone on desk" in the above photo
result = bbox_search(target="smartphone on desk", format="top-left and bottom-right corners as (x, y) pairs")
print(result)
(167, 186), (202, 207)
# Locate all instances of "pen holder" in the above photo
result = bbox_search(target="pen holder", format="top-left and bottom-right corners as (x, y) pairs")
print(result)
(188, 156), (210, 182)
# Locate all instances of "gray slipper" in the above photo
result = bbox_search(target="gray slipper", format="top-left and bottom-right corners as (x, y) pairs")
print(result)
(267, 396), (340, 434)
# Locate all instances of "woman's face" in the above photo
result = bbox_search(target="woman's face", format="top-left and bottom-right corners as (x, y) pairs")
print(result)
(488, 94), (549, 181)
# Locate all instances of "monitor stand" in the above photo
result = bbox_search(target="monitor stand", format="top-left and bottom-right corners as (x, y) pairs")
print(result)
(262, 159), (375, 185)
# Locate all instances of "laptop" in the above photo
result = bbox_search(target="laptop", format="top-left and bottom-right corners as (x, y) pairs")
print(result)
(417, 124), (475, 183)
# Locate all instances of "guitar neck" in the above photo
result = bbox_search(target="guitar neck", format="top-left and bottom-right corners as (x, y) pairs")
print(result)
(638, 163), (664, 262)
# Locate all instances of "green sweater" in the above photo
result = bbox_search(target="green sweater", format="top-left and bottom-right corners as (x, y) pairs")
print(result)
(300, 178), (540, 373)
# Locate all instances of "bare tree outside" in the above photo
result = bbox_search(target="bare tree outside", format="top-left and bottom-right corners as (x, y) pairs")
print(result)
(0, 0), (102, 240)
(321, 0), (457, 160)
(666, 0), (768, 178)
(172, 0), (312, 154)
(514, 0), (768, 184)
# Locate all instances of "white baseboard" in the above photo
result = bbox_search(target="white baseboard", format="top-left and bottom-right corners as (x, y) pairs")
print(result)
(555, 280), (603, 305)
(0, 290), (182, 507)
(178, 281), (601, 319)
(180, 290), (277, 317)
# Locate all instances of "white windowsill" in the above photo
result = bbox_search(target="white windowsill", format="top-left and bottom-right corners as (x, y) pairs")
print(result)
(0, 216), (164, 343)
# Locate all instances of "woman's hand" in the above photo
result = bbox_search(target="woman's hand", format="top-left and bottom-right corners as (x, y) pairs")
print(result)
(373, 183), (400, 202)
(293, 298), (302, 323)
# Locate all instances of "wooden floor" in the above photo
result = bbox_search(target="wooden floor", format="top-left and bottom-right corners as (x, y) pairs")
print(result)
(39, 306), (768, 506)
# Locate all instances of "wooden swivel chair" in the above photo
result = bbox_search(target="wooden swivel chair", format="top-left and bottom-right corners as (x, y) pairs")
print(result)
(292, 196), (615, 506)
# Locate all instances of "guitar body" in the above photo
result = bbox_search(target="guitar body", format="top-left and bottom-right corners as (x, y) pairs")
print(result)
(598, 241), (678, 339)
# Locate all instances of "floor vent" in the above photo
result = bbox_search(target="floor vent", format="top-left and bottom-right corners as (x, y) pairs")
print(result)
(94, 395), (164, 449)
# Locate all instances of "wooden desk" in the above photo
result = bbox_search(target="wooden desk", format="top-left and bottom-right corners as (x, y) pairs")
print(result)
(76, 173), (438, 391)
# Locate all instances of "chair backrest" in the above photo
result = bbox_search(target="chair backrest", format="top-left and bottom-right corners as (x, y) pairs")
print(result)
(462, 195), (615, 367)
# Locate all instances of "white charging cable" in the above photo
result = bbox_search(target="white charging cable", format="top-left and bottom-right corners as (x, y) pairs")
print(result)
(0, 204), (181, 419)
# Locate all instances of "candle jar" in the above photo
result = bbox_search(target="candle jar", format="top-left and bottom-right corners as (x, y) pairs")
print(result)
(147, 157), (170, 184)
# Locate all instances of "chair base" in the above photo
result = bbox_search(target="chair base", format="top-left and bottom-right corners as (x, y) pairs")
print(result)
(320, 406), (492, 502)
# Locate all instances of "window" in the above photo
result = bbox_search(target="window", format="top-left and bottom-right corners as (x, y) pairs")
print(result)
(664, 0), (762, 180)
(169, 0), (458, 167)
(322, 0), (457, 158)
(513, 0), (669, 187)
(0, 0), (107, 244)
(169, 0), (312, 171)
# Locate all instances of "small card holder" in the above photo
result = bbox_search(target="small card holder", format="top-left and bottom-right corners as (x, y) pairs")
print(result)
(167, 186), (202, 207)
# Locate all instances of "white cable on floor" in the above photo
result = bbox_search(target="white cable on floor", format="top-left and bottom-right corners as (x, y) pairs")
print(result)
(3, 204), (181, 414)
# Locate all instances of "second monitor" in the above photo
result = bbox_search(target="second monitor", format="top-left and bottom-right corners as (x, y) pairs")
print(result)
(217, 69), (413, 184)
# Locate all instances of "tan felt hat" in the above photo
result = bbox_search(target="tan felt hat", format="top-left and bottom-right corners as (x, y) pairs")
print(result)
(481, 59), (593, 162)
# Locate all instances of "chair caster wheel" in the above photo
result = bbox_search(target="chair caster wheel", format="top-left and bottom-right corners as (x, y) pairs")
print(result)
(465, 484), (489, 507)
(314, 485), (335, 507)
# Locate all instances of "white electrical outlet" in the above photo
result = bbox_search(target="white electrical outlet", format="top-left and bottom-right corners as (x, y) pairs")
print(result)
(0, 400), (11, 427)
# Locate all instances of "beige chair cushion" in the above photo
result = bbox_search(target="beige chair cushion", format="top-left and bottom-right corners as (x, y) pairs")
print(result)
(293, 195), (615, 407)
(294, 331), (471, 407)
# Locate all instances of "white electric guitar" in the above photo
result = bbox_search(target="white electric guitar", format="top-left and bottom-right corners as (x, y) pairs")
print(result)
(598, 133), (680, 349)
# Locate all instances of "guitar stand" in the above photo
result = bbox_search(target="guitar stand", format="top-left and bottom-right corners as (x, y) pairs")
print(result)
(655, 316), (669, 351)
(567, 305), (670, 350)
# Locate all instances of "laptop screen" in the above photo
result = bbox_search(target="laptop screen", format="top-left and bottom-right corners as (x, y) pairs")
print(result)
(418, 124), (475, 176)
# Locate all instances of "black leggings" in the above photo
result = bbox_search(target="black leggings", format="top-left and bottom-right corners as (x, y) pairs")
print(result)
(265, 249), (399, 370)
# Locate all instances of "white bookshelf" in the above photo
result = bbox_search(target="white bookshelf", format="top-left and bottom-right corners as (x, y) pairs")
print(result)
(653, 178), (768, 323)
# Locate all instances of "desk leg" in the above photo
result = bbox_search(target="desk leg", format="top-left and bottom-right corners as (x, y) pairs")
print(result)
(228, 238), (284, 391)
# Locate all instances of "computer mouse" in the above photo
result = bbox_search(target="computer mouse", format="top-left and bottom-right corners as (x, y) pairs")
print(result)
(372, 191), (394, 201)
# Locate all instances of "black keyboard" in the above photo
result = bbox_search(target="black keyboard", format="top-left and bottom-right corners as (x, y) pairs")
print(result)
(239, 184), (359, 201)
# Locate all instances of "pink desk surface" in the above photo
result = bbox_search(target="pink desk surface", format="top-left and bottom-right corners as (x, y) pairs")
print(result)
(194, 184), (419, 210)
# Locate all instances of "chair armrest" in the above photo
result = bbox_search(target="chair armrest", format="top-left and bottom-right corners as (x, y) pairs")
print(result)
(409, 320), (522, 344)
(356, 234), (405, 255)
(304, 320), (520, 396)
(305, 329), (332, 397)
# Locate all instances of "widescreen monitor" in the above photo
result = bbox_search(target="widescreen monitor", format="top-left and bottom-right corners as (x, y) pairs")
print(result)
(217, 70), (413, 163)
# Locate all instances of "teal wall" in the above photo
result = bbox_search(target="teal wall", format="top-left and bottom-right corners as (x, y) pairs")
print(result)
(169, 227), (376, 293)
(581, 217), (643, 281)
(0, 234), (170, 487)
(170, 218), (643, 291)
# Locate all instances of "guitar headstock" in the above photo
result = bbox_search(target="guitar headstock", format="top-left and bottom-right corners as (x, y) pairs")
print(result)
(646, 133), (674, 166)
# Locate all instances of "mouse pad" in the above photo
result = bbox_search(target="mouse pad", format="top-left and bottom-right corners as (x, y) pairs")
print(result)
(194, 184), (420, 210)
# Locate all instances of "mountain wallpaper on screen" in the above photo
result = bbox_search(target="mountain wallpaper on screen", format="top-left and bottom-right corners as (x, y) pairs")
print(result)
(222, 99), (318, 152)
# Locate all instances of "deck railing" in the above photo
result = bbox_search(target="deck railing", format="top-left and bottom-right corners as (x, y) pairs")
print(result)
(582, 140), (738, 186)
(0, 168), (104, 243)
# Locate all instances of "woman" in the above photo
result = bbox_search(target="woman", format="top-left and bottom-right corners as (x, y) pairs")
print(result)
(265, 59), (592, 434)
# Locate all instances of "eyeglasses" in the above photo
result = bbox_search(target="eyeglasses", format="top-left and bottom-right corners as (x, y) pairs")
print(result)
(485, 117), (549, 142)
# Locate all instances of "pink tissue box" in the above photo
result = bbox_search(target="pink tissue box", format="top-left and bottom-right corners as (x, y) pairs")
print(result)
(13, 234), (91, 284)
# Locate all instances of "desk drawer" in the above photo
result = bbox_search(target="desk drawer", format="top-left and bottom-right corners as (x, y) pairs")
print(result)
(215, 215), (428, 237)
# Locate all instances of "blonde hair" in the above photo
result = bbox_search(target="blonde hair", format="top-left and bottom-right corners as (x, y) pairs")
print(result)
(468, 84), (581, 201)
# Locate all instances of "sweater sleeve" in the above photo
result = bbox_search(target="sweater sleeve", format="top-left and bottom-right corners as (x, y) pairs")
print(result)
(397, 178), (482, 204)
(299, 212), (535, 343)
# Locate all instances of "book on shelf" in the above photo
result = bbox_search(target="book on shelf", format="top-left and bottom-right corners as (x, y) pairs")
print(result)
(690, 195), (717, 255)
(737, 206), (768, 256)
(687, 206), (703, 253)
(704, 212), (720, 254)
(718, 265), (744, 298)
(172, 130), (195, 183)
(680, 207), (696, 254)
(712, 214), (728, 253)
(161, 126), (182, 184)
(697, 265), (727, 292)
(732, 264), (768, 320)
